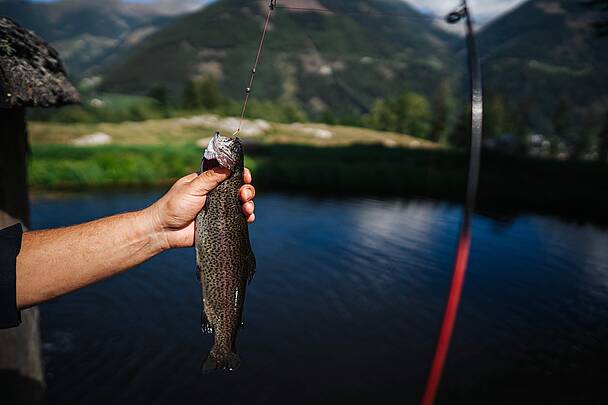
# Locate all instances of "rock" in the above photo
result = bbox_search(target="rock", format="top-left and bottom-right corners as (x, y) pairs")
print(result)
(0, 17), (79, 108)
(290, 123), (334, 139)
(89, 98), (105, 108)
(383, 139), (398, 147)
(72, 133), (112, 146)
(177, 115), (271, 137)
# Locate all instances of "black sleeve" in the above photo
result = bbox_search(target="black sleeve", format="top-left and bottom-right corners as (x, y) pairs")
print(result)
(0, 223), (22, 329)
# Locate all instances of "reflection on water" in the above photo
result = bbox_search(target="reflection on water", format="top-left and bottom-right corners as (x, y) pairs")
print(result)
(31, 192), (608, 404)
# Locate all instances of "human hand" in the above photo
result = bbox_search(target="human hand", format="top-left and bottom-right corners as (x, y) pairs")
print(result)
(147, 168), (256, 250)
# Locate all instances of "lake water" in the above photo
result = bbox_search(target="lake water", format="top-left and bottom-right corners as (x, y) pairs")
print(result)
(31, 191), (608, 404)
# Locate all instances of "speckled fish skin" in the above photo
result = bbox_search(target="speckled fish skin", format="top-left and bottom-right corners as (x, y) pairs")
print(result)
(195, 133), (256, 374)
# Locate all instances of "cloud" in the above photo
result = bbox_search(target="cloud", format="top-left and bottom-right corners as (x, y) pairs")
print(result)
(144, 0), (213, 15)
(406, 0), (527, 25)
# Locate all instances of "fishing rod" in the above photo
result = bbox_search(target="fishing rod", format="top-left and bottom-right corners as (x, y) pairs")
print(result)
(421, 1), (483, 404)
(233, 2), (483, 403)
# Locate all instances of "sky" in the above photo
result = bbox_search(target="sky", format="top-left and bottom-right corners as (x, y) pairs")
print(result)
(30, 0), (528, 25)
(408, 0), (526, 24)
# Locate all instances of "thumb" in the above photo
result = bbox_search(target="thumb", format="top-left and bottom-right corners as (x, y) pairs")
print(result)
(188, 167), (230, 196)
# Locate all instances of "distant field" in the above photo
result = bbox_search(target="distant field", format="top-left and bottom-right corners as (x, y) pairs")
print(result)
(28, 114), (438, 148)
(27, 115), (437, 191)
(27, 116), (608, 224)
(27, 115), (438, 190)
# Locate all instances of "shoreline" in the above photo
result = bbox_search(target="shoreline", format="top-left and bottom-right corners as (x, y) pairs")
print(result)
(28, 143), (608, 225)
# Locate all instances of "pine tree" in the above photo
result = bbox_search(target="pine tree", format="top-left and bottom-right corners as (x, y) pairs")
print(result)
(430, 80), (455, 143)
(148, 84), (170, 108)
(395, 92), (431, 137)
(367, 99), (397, 132)
(366, 90), (431, 138)
(447, 109), (470, 148)
(198, 78), (224, 110)
(484, 93), (507, 139)
(183, 79), (201, 109)
(509, 99), (532, 140)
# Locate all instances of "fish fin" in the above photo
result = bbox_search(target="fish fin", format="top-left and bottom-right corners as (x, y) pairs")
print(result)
(246, 250), (256, 284)
(201, 309), (213, 334)
(202, 348), (240, 374)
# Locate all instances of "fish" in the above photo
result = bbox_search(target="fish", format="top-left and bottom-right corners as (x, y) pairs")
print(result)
(195, 132), (256, 373)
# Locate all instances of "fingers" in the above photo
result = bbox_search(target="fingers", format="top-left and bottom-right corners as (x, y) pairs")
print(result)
(174, 172), (198, 186)
(240, 171), (256, 224)
(242, 200), (254, 217)
(239, 184), (256, 202)
(188, 167), (230, 196)
(244, 168), (252, 184)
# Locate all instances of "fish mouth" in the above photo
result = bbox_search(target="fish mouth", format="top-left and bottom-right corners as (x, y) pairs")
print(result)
(203, 132), (239, 171)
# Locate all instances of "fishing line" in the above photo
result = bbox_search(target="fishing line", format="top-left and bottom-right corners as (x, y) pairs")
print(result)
(233, 0), (277, 136)
(232, 0), (447, 136)
(233, 2), (483, 403)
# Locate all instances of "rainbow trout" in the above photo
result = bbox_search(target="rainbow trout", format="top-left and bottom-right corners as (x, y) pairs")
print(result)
(195, 132), (256, 373)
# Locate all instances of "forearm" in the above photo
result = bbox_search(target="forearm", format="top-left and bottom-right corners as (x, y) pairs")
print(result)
(15, 207), (164, 308)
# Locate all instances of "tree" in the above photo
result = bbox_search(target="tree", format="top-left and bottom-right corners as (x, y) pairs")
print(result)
(366, 90), (431, 138)
(319, 110), (336, 125)
(551, 98), (572, 155)
(183, 79), (202, 109)
(397, 92), (431, 137)
(198, 77), (224, 110)
(430, 80), (455, 142)
(183, 77), (224, 111)
(367, 99), (397, 131)
(509, 98), (532, 140)
(586, 0), (608, 36)
(148, 84), (170, 108)
(281, 103), (306, 123)
(447, 109), (469, 148)
(484, 93), (508, 139)
(599, 111), (608, 163)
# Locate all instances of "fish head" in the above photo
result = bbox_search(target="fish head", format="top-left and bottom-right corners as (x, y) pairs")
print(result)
(203, 132), (244, 172)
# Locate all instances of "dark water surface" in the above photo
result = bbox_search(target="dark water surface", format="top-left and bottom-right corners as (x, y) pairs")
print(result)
(31, 192), (608, 404)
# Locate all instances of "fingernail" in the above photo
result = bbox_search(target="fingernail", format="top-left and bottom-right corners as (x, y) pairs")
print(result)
(244, 190), (252, 200)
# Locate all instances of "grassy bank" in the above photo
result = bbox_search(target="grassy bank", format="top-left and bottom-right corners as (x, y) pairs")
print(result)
(29, 143), (608, 224)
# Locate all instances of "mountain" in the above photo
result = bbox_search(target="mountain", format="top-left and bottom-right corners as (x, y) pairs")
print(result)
(476, 0), (608, 132)
(100, 0), (459, 117)
(0, 0), (177, 79)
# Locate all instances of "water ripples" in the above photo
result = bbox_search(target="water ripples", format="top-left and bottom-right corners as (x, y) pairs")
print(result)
(31, 191), (608, 404)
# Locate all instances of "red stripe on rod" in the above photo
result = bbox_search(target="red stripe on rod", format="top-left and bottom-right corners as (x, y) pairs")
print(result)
(421, 228), (471, 405)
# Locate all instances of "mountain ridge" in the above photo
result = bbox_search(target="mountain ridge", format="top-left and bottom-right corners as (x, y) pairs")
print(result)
(100, 0), (459, 117)
(0, 0), (179, 78)
(476, 0), (608, 131)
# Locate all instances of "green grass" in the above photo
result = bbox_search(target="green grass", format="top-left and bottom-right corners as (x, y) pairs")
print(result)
(29, 143), (608, 223)
(29, 145), (202, 188)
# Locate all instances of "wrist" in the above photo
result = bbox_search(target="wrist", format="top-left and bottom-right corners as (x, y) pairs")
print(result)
(140, 204), (171, 253)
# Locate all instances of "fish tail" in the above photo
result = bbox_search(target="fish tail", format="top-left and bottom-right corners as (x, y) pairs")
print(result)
(202, 346), (241, 374)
